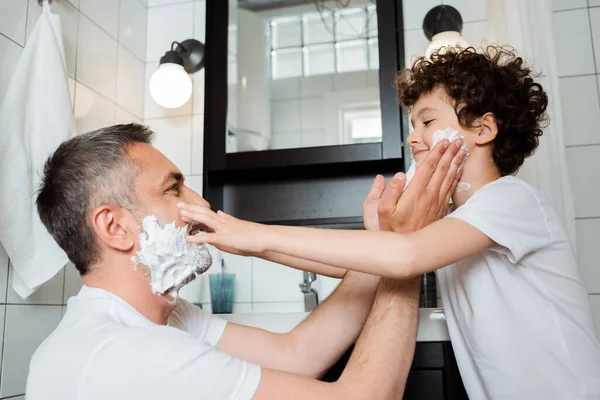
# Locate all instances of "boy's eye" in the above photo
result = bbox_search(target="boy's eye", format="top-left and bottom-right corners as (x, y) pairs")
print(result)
(423, 119), (434, 127)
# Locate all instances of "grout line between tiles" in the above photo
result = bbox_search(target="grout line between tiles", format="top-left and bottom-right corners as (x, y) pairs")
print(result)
(566, 143), (600, 148)
(0, 32), (24, 49)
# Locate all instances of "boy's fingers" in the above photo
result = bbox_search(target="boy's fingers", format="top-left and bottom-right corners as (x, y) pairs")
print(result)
(378, 173), (406, 215)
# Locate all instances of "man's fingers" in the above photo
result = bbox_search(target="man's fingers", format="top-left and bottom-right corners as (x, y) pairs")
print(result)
(426, 139), (463, 197)
(437, 146), (467, 201)
(378, 172), (406, 215)
(363, 174), (386, 206)
(408, 139), (449, 193)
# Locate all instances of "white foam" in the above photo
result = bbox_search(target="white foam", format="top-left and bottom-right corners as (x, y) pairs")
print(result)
(405, 127), (469, 192)
(131, 215), (212, 297)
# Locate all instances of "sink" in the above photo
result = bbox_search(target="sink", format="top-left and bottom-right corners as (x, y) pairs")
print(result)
(217, 308), (450, 342)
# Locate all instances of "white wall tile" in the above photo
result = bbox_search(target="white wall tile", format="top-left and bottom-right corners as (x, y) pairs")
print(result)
(588, 8), (600, 73)
(590, 0), (600, 6)
(178, 273), (205, 305)
(80, 0), (119, 39)
(404, 29), (428, 67)
(271, 77), (301, 100)
(334, 71), (367, 91)
(192, 69), (205, 115)
(117, 46), (145, 118)
(144, 62), (193, 119)
(148, 0), (188, 6)
(0, 35), (23, 106)
(74, 82), (116, 134)
(566, 145), (600, 218)
(201, 252), (252, 304)
(0, 305), (62, 397)
(0, 305), (4, 378)
(115, 106), (142, 124)
(252, 258), (304, 303)
(63, 262), (82, 303)
(147, 116), (193, 175)
(77, 15), (118, 100)
(67, 0), (80, 8)
(146, 2), (194, 62)
(0, 245), (8, 303)
(187, 174), (203, 196)
(590, 295), (600, 340)
(27, 0), (80, 78)
(270, 132), (301, 150)
(271, 99), (300, 133)
(559, 75), (600, 146)
(119, 0), (148, 60)
(191, 114), (204, 174)
(7, 266), (64, 305)
(300, 98), (325, 131)
(553, 0), (587, 11)
(0, 0), (28, 46)
(300, 75), (333, 98)
(402, 0), (442, 30)
(194, 0), (206, 43)
(252, 302), (304, 313)
(442, 0), (488, 22)
(576, 219), (600, 293)
(553, 9), (596, 77)
(461, 21), (487, 49)
(68, 77), (75, 108)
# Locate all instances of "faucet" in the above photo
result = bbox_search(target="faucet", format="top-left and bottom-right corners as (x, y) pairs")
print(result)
(299, 271), (319, 312)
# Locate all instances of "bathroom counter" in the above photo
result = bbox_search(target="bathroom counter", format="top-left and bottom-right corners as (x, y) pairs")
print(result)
(217, 307), (450, 342)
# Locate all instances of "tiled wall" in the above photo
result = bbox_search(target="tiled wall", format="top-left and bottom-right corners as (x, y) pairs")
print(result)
(552, 0), (600, 338)
(0, 0), (147, 397)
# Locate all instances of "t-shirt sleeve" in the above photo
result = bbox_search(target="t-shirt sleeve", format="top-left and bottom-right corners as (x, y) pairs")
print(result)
(170, 298), (228, 346)
(447, 178), (554, 263)
(81, 326), (261, 400)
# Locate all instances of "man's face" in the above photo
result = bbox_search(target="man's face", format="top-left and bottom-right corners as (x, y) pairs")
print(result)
(128, 143), (209, 230)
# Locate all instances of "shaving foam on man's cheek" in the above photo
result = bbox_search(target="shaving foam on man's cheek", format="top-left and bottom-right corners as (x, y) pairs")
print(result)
(131, 215), (212, 298)
(404, 127), (470, 193)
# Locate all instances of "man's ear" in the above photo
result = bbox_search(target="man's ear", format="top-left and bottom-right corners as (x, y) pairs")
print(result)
(91, 206), (136, 251)
(474, 112), (498, 145)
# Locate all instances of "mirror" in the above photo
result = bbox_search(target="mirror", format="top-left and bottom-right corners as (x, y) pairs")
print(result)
(226, 0), (382, 153)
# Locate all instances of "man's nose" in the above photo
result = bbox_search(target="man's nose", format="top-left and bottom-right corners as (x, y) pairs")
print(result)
(184, 186), (211, 209)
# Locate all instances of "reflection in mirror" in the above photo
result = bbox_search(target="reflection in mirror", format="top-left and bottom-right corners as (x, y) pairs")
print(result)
(227, 0), (382, 153)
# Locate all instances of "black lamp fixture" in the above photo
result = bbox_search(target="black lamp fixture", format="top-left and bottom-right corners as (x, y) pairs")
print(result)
(422, 5), (469, 58)
(149, 39), (206, 109)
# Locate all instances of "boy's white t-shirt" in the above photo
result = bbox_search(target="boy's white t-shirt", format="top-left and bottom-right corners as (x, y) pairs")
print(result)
(440, 176), (600, 400)
(26, 285), (261, 400)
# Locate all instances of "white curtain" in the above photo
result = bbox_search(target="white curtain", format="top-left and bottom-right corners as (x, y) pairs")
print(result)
(486, 0), (577, 247)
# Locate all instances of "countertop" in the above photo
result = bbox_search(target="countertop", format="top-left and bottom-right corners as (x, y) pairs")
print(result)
(217, 307), (450, 342)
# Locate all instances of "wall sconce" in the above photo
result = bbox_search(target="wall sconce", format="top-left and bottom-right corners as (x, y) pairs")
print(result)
(149, 39), (205, 109)
(423, 5), (469, 58)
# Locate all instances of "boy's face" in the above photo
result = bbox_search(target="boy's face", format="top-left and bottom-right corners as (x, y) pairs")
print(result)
(407, 86), (478, 165)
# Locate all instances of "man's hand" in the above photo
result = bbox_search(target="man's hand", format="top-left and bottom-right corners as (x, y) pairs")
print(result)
(375, 139), (467, 233)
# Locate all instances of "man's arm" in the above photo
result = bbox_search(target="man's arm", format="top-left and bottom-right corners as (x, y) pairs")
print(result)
(252, 278), (421, 400)
(217, 271), (379, 378)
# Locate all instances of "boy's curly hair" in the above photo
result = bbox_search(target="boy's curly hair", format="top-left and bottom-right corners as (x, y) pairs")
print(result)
(396, 46), (548, 176)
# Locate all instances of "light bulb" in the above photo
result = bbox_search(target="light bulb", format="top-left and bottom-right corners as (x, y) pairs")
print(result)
(149, 63), (192, 109)
(425, 31), (470, 58)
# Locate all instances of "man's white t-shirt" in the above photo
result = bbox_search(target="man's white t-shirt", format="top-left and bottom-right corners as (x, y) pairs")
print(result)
(26, 285), (261, 400)
(440, 176), (600, 399)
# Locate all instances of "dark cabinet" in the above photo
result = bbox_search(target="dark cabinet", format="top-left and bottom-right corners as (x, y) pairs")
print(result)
(321, 341), (469, 400)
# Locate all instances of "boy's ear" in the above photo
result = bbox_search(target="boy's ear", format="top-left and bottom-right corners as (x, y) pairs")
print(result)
(474, 112), (498, 145)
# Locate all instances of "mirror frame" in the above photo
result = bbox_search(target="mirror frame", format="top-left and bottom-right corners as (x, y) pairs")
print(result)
(203, 0), (408, 173)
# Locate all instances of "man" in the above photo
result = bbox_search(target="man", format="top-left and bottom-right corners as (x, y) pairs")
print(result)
(26, 123), (464, 399)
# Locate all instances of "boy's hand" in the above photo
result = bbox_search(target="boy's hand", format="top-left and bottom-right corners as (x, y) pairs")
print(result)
(362, 174), (389, 231)
(377, 139), (466, 233)
(178, 204), (268, 256)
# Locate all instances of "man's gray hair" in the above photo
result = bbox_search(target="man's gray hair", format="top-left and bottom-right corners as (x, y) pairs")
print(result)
(37, 123), (155, 275)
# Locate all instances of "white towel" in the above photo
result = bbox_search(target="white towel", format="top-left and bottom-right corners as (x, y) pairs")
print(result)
(0, 3), (74, 298)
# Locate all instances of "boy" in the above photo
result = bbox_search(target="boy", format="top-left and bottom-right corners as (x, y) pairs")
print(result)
(180, 47), (600, 399)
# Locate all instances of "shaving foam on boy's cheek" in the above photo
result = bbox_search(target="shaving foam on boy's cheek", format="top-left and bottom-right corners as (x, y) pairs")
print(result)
(404, 127), (470, 194)
(131, 215), (212, 299)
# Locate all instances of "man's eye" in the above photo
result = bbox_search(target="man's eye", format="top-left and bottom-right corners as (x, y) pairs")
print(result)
(166, 184), (180, 194)
(423, 119), (434, 127)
